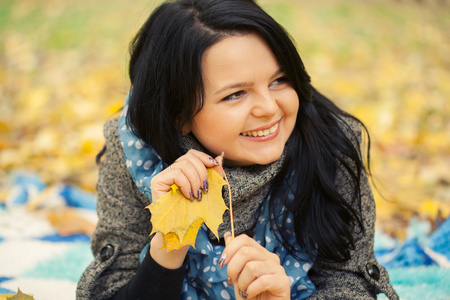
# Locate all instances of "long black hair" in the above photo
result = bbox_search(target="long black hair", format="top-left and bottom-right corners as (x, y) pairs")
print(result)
(127, 0), (368, 263)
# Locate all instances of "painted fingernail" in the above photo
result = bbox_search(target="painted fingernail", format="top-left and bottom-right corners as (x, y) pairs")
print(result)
(197, 188), (202, 201)
(203, 178), (208, 193)
(227, 276), (233, 287)
(189, 190), (195, 202)
(221, 151), (225, 160)
(239, 289), (248, 299)
(218, 253), (226, 269)
(209, 157), (219, 165)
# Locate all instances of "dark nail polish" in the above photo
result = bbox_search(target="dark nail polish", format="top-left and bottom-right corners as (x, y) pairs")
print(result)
(239, 289), (248, 299)
(227, 276), (233, 287)
(209, 157), (219, 165)
(218, 253), (226, 269)
(189, 191), (195, 202)
(197, 188), (202, 201)
(203, 178), (208, 193)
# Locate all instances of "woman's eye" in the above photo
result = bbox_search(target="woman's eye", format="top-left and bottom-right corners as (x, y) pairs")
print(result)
(269, 76), (289, 88)
(222, 90), (246, 101)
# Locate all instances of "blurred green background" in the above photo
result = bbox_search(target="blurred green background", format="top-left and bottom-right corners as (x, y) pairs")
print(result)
(0, 0), (449, 238)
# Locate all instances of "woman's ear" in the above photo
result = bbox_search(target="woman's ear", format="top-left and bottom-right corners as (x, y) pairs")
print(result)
(181, 122), (191, 136)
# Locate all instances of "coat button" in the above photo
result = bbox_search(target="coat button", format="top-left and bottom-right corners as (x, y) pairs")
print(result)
(366, 262), (380, 280)
(100, 244), (114, 262)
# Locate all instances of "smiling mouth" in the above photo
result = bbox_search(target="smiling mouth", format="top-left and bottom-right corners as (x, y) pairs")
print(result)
(240, 122), (279, 137)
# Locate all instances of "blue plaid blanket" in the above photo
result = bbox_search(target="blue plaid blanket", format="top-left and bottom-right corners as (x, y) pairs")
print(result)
(0, 172), (96, 299)
(1, 171), (449, 299)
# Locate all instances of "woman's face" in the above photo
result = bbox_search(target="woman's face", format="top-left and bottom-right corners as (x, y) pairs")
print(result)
(185, 33), (299, 166)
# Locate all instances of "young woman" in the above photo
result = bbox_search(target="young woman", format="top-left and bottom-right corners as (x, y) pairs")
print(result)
(77, 0), (399, 299)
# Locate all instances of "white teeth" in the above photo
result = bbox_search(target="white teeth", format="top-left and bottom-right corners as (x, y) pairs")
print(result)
(269, 123), (278, 133)
(241, 122), (278, 137)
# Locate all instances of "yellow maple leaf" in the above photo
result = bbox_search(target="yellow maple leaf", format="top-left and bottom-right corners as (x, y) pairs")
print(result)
(6, 288), (34, 300)
(161, 218), (205, 250)
(147, 168), (228, 251)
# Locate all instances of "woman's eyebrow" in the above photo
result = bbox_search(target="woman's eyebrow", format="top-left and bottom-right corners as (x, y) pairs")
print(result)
(214, 68), (283, 95)
(214, 81), (254, 95)
(271, 69), (283, 79)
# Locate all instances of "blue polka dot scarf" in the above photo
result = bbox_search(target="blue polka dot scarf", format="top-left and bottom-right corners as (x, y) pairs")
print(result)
(119, 95), (315, 299)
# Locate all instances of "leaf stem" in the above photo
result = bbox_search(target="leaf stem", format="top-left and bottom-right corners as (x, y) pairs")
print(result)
(219, 164), (234, 239)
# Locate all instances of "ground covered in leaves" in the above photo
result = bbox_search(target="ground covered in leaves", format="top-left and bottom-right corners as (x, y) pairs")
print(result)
(1, 0), (449, 240)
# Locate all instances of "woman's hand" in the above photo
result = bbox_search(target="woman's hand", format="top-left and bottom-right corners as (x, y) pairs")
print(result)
(151, 149), (223, 201)
(149, 149), (223, 269)
(220, 233), (290, 300)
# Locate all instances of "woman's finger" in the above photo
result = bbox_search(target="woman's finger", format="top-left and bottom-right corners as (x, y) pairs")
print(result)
(234, 260), (277, 294)
(220, 234), (278, 269)
(151, 149), (220, 200)
(245, 272), (290, 299)
(151, 168), (192, 200)
(171, 158), (205, 199)
(182, 149), (221, 169)
(212, 152), (225, 177)
(226, 245), (271, 284)
(173, 150), (221, 197)
(235, 260), (290, 298)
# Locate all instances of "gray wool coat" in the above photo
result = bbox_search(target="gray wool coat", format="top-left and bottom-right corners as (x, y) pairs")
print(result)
(76, 118), (399, 299)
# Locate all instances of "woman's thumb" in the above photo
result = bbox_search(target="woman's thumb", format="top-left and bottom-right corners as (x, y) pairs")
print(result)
(224, 231), (232, 245)
(213, 151), (225, 178)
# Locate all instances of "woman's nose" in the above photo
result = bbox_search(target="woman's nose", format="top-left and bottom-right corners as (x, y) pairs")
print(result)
(251, 90), (278, 117)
